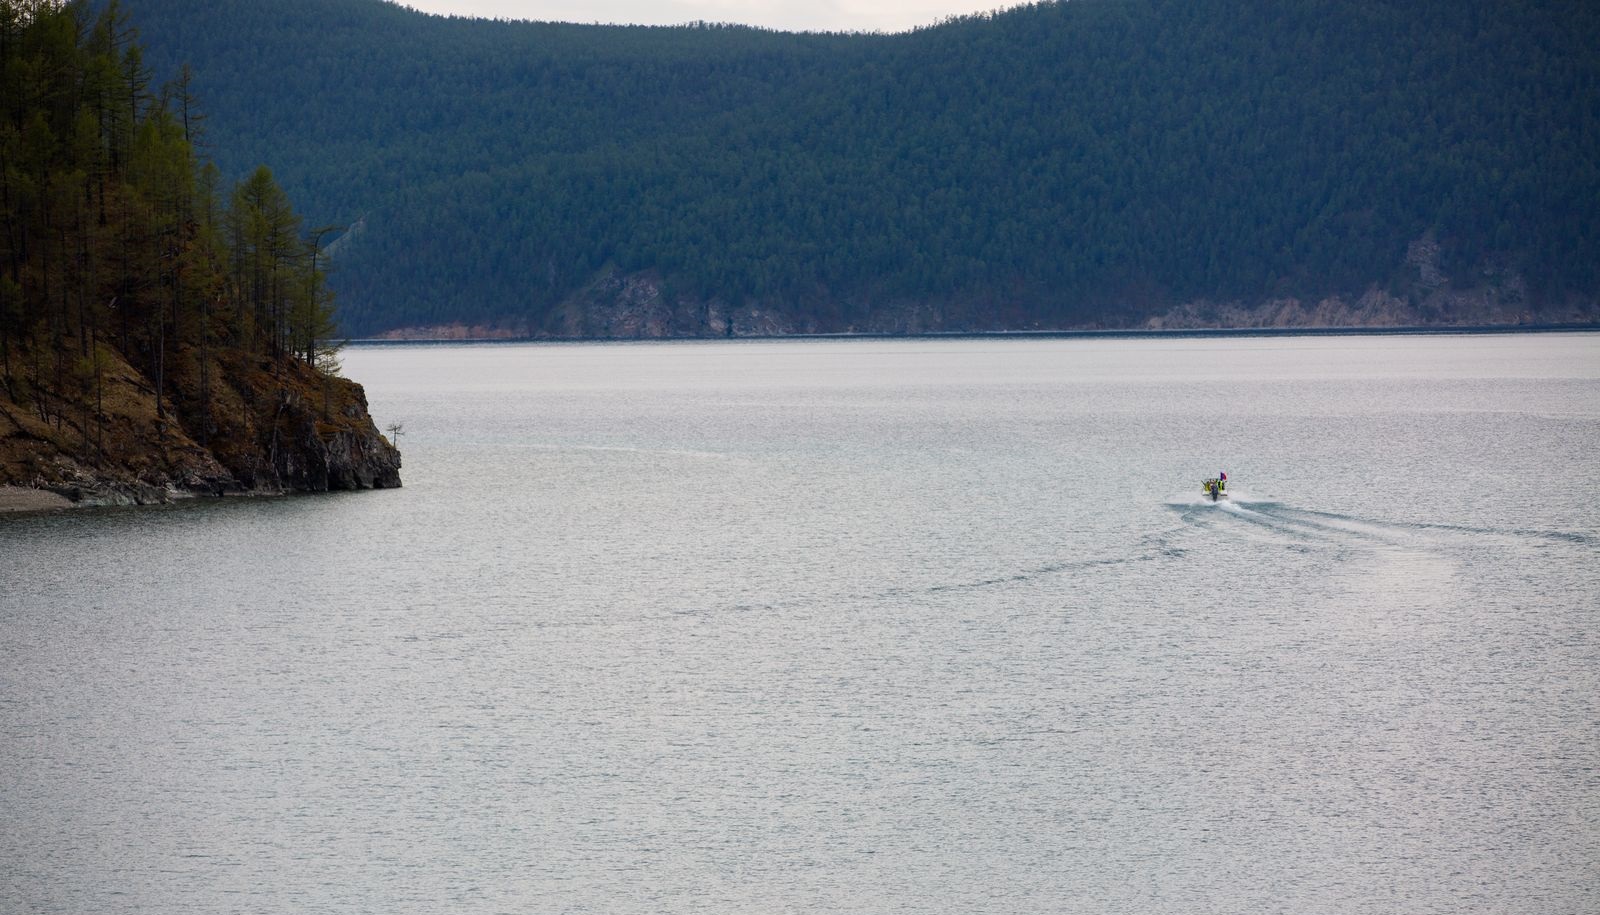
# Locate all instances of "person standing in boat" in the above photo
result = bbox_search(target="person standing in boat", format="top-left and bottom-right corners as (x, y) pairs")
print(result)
(1219, 470), (1227, 494)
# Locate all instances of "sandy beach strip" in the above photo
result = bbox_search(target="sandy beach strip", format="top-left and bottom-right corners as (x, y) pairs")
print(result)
(0, 486), (73, 513)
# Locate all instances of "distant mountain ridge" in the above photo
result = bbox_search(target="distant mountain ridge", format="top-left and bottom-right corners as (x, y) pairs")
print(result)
(126, 0), (1600, 336)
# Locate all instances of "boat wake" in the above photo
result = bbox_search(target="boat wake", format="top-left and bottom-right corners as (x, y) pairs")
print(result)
(1164, 490), (1597, 553)
(697, 548), (1161, 620)
(654, 493), (1595, 627)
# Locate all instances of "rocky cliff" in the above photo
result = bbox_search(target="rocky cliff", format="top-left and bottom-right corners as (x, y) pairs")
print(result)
(1144, 236), (1598, 330)
(373, 239), (1597, 341)
(0, 346), (400, 507)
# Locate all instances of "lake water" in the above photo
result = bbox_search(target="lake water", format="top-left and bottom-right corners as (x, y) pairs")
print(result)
(3, 333), (1598, 913)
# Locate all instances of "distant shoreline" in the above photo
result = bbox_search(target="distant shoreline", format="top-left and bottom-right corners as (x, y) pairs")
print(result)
(347, 322), (1600, 346)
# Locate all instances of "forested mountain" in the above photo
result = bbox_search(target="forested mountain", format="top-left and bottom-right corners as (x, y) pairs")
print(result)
(0, 0), (399, 500)
(125, 0), (1600, 336)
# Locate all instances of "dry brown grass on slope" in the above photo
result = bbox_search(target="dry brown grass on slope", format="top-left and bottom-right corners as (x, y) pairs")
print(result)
(0, 343), (225, 490)
(1, 343), (398, 495)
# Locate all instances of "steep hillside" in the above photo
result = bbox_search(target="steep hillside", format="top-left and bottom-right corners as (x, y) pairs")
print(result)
(1, 0), (399, 505)
(128, 0), (1600, 335)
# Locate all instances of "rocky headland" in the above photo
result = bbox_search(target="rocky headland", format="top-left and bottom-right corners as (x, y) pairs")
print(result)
(0, 346), (400, 511)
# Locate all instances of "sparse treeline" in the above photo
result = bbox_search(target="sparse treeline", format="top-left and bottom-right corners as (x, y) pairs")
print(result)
(0, 0), (339, 448)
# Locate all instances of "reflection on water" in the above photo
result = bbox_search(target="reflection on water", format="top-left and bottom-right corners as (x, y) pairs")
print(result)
(3, 334), (1598, 914)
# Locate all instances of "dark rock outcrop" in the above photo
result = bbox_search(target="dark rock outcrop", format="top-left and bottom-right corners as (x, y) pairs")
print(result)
(0, 345), (400, 507)
(374, 236), (1596, 342)
(268, 386), (403, 492)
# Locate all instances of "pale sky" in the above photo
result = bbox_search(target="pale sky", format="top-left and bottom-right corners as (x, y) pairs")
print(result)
(396, 0), (1010, 33)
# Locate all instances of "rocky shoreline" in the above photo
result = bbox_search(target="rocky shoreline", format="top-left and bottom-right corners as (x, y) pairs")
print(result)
(0, 482), (258, 512)
(1, 347), (401, 513)
(367, 249), (1597, 342)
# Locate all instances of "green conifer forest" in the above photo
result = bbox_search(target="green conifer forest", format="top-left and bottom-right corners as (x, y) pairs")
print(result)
(1, 0), (399, 494)
(110, 0), (1600, 334)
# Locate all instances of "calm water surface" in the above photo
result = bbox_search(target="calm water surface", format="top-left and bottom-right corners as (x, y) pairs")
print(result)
(3, 334), (1598, 913)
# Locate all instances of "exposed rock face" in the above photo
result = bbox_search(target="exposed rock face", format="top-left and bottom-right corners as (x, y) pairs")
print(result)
(546, 271), (749, 338)
(191, 352), (403, 497)
(1145, 238), (1594, 330)
(373, 323), (529, 341)
(0, 345), (401, 507)
(261, 382), (403, 493)
(537, 270), (999, 339)
(1405, 233), (1448, 290)
(377, 239), (1596, 341)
